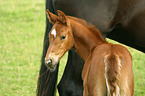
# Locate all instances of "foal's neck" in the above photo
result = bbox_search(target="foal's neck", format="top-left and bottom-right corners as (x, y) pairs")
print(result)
(69, 17), (106, 60)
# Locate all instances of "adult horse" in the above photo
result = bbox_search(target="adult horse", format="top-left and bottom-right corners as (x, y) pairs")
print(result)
(37, 0), (145, 96)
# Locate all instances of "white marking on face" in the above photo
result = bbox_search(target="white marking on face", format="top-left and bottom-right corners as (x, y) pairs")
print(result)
(51, 28), (56, 37)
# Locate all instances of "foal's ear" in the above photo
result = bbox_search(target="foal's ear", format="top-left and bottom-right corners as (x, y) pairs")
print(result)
(46, 9), (58, 24)
(57, 10), (70, 26)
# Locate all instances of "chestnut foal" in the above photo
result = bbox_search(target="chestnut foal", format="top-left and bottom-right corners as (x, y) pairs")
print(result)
(45, 9), (134, 96)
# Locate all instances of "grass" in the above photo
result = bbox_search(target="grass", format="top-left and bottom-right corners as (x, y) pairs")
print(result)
(0, 0), (145, 96)
(0, 0), (45, 96)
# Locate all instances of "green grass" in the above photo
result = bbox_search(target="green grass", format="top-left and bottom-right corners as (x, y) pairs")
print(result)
(0, 0), (45, 96)
(0, 0), (145, 96)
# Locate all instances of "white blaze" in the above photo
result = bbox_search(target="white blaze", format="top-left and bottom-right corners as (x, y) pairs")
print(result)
(51, 28), (56, 37)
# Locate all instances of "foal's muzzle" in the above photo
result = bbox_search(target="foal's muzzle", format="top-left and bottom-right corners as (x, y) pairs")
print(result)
(45, 59), (53, 68)
(45, 59), (53, 66)
(45, 58), (57, 71)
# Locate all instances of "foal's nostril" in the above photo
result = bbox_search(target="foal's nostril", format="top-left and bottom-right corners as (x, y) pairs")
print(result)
(45, 59), (53, 66)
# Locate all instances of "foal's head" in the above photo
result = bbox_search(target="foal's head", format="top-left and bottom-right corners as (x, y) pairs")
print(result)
(45, 10), (74, 71)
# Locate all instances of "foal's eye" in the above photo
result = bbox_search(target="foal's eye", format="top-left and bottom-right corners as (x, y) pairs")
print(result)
(61, 36), (66, 40)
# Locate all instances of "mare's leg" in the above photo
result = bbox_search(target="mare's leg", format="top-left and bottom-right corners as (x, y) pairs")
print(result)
(57, 49), (84, 96)
(37, 0), (59, 96)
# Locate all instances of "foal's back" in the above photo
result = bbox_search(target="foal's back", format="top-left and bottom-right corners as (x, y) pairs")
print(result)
(85, 43), (134, 96)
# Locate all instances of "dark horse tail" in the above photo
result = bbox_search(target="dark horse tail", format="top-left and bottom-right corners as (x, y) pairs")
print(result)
(104, 53), (121, 96)
(37, 0), (59, 95)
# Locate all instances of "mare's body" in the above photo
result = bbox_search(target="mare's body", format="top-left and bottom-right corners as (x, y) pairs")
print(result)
(37, 0), (144, 96)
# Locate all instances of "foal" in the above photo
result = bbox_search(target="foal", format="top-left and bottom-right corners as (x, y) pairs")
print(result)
(45, 9), (134, 96)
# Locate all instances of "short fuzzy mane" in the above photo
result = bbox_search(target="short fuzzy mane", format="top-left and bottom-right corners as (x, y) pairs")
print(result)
(88, 26), (106, 42)
(67, 16), (106, 42)
(67, 16), (88, 27)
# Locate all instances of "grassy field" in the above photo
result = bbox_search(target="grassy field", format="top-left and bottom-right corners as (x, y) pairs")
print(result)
(0, 0), (145, 96)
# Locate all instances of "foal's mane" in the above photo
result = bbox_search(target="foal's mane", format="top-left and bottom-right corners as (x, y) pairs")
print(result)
(67, 16), (88, 27)
(67, 16), (105, 42)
